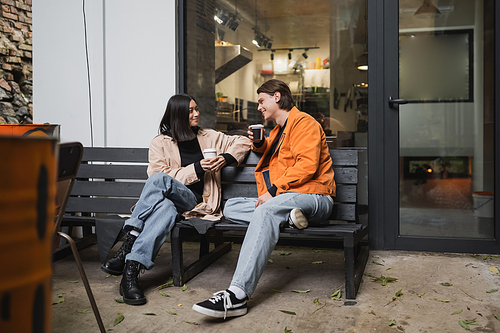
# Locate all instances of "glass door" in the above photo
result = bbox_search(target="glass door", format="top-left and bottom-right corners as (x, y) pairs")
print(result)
(381, 0), (499, 252)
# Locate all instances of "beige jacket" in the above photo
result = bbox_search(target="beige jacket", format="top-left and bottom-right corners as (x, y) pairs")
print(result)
(147, 128), (251, 220)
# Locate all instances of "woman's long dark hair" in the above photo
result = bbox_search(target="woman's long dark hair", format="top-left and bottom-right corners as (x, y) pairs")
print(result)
(159, 94), (197, 142)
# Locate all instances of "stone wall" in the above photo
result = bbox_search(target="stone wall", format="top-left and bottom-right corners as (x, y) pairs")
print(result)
(0, 0), (32, 124)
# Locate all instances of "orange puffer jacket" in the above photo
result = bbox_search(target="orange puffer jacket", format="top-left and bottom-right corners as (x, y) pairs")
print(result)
(252, 107), (336, 197)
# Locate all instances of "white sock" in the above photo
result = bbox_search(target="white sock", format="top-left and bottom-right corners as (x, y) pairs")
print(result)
(130, 229), (140, 237)
(228, 285), (246, 300)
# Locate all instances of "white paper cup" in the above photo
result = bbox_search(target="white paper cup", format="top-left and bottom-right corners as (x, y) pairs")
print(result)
(249, 124), (264, 141)
(203, 148), (217, 159)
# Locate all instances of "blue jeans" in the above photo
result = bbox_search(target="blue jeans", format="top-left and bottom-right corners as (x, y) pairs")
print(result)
(124, 172), (199, 269)
(223, 192), (334, 297)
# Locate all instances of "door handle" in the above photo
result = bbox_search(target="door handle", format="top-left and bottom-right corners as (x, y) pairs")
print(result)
(388, 96), (408, 109)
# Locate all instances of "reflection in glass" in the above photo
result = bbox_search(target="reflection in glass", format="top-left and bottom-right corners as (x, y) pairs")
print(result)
(398, 0), (494, 239)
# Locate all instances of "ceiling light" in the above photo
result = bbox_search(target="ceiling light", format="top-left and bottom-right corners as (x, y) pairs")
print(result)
(415, 0), (441, 17)
(302, 52), (308, 59)
(357, 51), (368, 71)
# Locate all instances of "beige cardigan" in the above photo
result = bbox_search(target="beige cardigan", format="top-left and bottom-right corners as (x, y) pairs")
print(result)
(147, 128), (251, 220)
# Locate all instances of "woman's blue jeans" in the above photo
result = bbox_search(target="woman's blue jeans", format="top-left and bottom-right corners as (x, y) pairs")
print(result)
(223, 192), (334, 297)
(123, 172), (199, 269)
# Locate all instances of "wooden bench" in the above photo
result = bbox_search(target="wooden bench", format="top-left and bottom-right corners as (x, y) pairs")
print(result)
(62, 147), (368, 299)
(171, 149), (369, 300)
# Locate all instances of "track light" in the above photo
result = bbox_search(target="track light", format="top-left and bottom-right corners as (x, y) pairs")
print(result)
(302, 52), (308, 59)
(271, 53), (274, 60)
(288, 52), (292, 60)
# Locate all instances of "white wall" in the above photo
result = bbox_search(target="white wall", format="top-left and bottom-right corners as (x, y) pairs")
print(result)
(33, 0), (177, 148)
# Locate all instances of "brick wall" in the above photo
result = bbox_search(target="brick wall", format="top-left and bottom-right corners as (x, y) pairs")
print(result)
(0, 0), (32, 124)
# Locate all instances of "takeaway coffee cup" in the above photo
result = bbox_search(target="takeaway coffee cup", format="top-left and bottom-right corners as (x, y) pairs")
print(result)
(250, 124), (264, 141)
(203, 148), (217, 159)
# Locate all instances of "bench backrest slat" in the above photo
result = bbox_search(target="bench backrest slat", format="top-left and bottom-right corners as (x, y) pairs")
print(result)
(67, 147), (358, 222)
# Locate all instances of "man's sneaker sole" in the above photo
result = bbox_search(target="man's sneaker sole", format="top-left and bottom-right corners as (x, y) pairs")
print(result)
(192, 304), (247, 318)
(288, 208), (308, 229)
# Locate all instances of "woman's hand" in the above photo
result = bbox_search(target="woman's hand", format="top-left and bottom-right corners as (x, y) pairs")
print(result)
(200, 156), (226, 172)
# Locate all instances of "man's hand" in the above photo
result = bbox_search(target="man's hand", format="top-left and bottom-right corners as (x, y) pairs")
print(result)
(255, 191), (273, 207)
(248, 126), (265, 143)
(200, 156), (226, 172)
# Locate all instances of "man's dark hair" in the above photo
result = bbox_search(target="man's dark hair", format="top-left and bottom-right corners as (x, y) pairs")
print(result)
(257, 79), (295, 111)
(159, 93), (197, 142)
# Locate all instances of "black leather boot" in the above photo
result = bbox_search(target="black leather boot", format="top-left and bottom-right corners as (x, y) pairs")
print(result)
(101, 232), (137, 275)
(120, 260), (146, 305)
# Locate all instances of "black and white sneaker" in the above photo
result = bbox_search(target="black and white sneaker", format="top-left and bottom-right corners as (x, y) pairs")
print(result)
(288, 208), (308, 229)
(192, 290), (248, 319)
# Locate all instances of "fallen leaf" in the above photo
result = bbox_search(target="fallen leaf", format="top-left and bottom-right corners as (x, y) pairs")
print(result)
(395, 289), (403, 297)
(488, 266), (499, 274)
(186, 321), (199, 325)
(181, 284), (187, 291)
(486, 289), (498, 293)
(370, 310), (376, 315)
(113, 314), (124, 327)
(280, 251), (292, 256)
(77, 309), (90, 314)
(292, 289), (310, 293)
(386, 267), (392, 271)
(313, 298), (321, 305)
(160, 292), (169, 297)
(312, 261), (325, 264)
(268, 258), (274, 263)
(441, 282), (453, 286)
(156, 277), (174, 290)
(363, 272), (375, 278)
(435, 298), (450, 303)
(417, 292), (425, 298)
(272, 289), (283, 293)
(114, 299), (125, 304)
(451, 310), (463, 315)
(373, 260), (383, 266)
(280, 310), (296, 315)
(388, 320), (396, 326)
(165, 310), (177, 315)
(52, 294), (65, 305)
(330, 289), (342, 301)
(482, 255), (498, 261)
(67, 280), (78, 283)
(177, 304), (182, 307)
(284, 327), (293, 333)
(373, 275), (398, 286)
(494, 314), (500, 321)
(143, 313), (156, 316)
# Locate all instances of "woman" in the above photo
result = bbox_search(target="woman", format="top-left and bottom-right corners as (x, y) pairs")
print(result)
(101, 94), (251, 305)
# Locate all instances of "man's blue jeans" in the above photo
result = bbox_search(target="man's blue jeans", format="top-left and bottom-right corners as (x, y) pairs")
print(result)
(223, 192), (334, 297)
(123, 172), (199, 269)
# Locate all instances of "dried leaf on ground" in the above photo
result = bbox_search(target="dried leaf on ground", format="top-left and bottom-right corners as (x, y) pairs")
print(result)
(370, 310), (376, 315)
(395, 289), (403, 297)
(272, 289), (283, 293)
(417, 292), (425, 297)
(268, 259), (274, 263)
(165, 310), (177, 315)
(364, 272), (375, 278)
(186, 321), (199, 325)
(482, 255), (498, 261)
(52, 293), (65, 305)
(486, 289), (498, 293)
(280, 251), (292, 256)
(313, 298), (321, 305)
(284, 327), (293, 333)
(434, 298), (450, 303)
(441, 282), (453, 286)
(373, 275), (398, 286)
(160, 292), (169, 297)
(280, 310), (296, 315)
(181, 284), (187, 291)
(373, 260), (383, 266)
(312, 261), (325, 264)
(113, 313), (124, 327)
(77, 309), (90, 314)
(143, 313), (156, 316)
(451, 309), (463, 315)
(292, 289), (310, 293)
(388, 320), (396, 326)
(458, 318), (479, 330)
(494, 314), (500, 321)
(330, 290), (342, 301)
(114, 299), (125, 303)
(156, 277), (174, 290)
(67, 280), (78, 283)
(488, 266), (499, 274)
(386, 267), (392, 271)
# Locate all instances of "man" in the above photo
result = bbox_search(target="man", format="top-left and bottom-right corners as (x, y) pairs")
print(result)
(192, 79), (336, 318)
